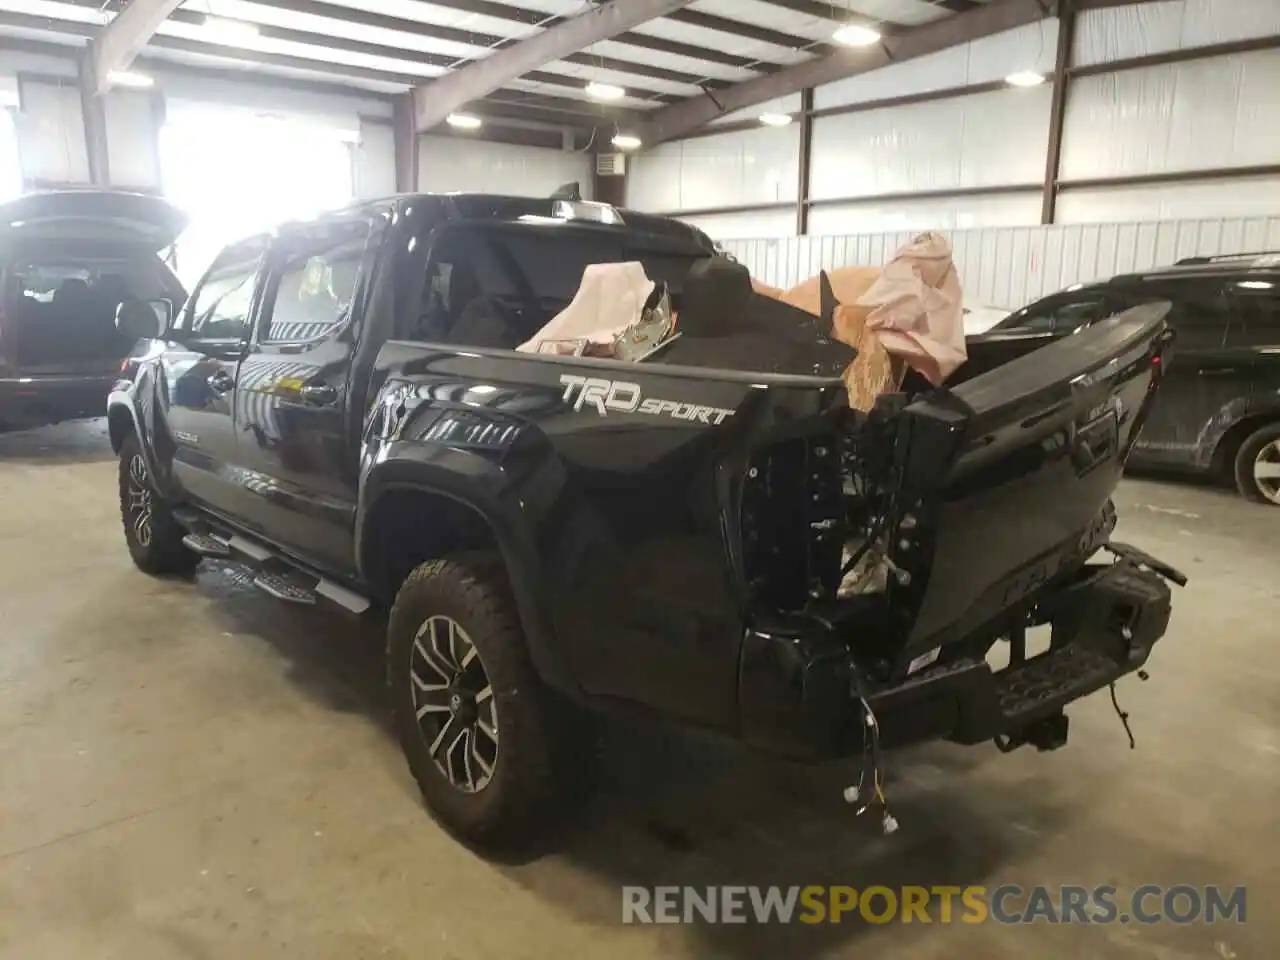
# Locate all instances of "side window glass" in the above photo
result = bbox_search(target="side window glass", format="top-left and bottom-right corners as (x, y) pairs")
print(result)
(1053, 298), (1110, 332)
(999, 296), (1108, 333)
(187, 242), (264, 340)
(1230, 285), (1280, 348)
(261, 226), (368, 344)
(1127, 285), (1229, 350)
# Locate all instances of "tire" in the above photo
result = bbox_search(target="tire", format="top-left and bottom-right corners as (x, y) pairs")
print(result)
(387, 556), (590, 849)
(118, 432), (201, 575)
(1233, 423), (1280, 506)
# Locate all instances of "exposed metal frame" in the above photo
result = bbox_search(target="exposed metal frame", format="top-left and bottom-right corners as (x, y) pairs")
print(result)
(795, 87), (813, 235)
(410, 0), (693, 132)
(88, 0), (182, 93)
(1067, 33), (1280, 78)
(1057, 165), (1280, 192)
(1041, 0), (1075, 224)
(637, 0), (1056, 144)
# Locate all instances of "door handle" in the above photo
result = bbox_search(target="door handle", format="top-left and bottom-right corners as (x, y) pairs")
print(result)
(299, 383), (339, 406)
(207, 369), (234, 393)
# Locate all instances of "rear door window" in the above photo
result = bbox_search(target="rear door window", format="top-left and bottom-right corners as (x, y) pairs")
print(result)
(259, 223), (368, 344)
(1121, 282), (1230, 351)
(1228, 283), (1280, 348)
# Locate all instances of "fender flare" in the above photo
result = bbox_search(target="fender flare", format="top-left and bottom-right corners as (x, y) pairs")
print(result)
(1193, 392), (1280, 470)
(357, 448), (581, 699)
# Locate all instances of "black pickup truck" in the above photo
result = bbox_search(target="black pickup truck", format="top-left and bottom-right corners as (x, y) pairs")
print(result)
(108, 194), (1184, 847)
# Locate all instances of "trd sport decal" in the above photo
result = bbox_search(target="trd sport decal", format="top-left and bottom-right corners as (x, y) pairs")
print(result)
(559, 374), (736, 425)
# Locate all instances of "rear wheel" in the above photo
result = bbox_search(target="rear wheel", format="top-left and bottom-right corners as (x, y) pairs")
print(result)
(118, 432), (200, 574)
(387, 556), (591, 849)
(1233, 423), (1280, 505)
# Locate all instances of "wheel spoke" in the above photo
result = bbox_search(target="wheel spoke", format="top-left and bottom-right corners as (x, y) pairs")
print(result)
(476, 715), (498, 746)
(413, 634), (454, 684)
(458, 729), (476, 791)
(1254, 461), (1280, 480)
(429, 712), (465, 760)
(134, 509), (152, 546)
(411, 675), (452, 720)
(475, 684), (493, 704)
(470, 738), (494, 780)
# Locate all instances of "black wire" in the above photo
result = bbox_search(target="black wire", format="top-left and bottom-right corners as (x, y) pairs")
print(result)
(1109, 682), (1136, 749)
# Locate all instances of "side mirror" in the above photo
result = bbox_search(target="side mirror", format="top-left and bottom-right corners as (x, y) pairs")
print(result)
(115, 298), (171, 342)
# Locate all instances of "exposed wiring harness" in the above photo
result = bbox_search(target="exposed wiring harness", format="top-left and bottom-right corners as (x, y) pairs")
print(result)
(842, 676), (899, 835)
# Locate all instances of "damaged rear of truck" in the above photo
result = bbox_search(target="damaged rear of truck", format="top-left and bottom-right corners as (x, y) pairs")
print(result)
(366, 278), (1183, 794)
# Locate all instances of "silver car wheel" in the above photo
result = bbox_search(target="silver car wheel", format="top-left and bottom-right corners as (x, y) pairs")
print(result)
(1254, 439), (1280, 505)
(409, 615), (498, 793)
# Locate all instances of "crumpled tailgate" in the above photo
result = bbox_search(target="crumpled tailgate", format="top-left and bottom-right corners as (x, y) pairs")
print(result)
(891, 302), (1171, 658)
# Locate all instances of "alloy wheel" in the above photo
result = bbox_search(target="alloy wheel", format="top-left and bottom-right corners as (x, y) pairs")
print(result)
(1254, 440), (1280, 505)
(127, 454), (154, 547)
(409, 615), (498, 793)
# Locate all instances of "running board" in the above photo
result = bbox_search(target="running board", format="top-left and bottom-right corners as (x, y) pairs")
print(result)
(175, 512), (372, 615)
(253, 572), (316, 604)
(182, 532), (231, 558)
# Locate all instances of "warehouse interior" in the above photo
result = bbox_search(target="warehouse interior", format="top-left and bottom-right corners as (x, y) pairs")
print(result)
(1, 0), (1278, 957)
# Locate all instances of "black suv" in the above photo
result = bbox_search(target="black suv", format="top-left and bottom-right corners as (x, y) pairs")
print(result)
(985, 252), (1280, 505)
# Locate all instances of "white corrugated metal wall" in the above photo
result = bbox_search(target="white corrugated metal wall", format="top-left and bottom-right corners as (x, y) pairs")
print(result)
(722, 216), (1280, 309)
(627, 0), (1280, 289)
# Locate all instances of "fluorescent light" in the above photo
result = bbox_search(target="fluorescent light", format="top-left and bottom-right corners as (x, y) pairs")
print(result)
(446, 113), (482, 130)
(1006, 71), (1046, 87)
(1239, 280), (1275, 290)
(202, 16), (260, 44)
(585, 81), (625, 101)
(832, 24), (881, 46)
(107, 70), (154, 89)
(759, 112), (792, 127)
(612, 133), (642, 150)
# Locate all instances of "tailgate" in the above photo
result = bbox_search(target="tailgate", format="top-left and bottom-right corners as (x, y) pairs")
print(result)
(893, 302), (1171, 658)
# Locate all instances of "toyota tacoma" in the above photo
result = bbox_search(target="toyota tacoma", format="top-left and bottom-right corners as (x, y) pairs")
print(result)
(107, 194), (1184, 847)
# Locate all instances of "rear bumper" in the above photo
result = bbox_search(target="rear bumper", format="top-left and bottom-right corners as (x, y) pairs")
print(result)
(738, 556), (1176, 760)
(0, 375), (114, 427)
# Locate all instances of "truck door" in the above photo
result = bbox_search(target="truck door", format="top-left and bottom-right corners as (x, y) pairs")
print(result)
(163, 237), (265, 516)
(230, 216), (374, 574)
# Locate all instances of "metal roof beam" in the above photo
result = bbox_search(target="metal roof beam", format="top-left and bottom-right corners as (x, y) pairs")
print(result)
(412, 0), (694, 131)
(89, 0), (182, 93)
(639, 0), (1056, 143)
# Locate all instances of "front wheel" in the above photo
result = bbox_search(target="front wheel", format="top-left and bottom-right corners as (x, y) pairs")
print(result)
(118, 433), (200, 574)
(1233, 423), (1280, 506)
(387, 556), (591, 849)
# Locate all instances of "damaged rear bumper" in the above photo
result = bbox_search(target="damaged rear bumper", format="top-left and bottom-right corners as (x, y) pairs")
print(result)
(738, 555), (1177, 761)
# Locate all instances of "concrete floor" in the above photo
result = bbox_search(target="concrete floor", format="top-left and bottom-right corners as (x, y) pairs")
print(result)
(0, 419), (1275, 960)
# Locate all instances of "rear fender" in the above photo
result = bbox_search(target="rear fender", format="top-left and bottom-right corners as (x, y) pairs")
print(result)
(357, 443), (580, 698)
(1194, 392), (1280, 470)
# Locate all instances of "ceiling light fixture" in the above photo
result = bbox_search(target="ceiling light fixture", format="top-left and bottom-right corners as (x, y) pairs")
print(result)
(832, 24), (881, 47)
(759, 112), (793, 127)
(202, 16), (260, 44)
(585, 81), (625, 101)
(1005, 70), (1046, 87)
(446, 113), (482, 130)
(611, 133), (642, 150)
(107, 70), (154, 89)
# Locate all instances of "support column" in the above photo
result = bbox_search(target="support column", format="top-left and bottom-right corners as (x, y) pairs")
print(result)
(1041, 0), (1076, 224)
(393, 91), (418, 193)
(78, 43), (110, 186)
(796, 87), (813, 235)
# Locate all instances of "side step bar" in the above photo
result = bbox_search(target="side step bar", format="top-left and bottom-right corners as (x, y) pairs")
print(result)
(177, 520), (371, 614)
